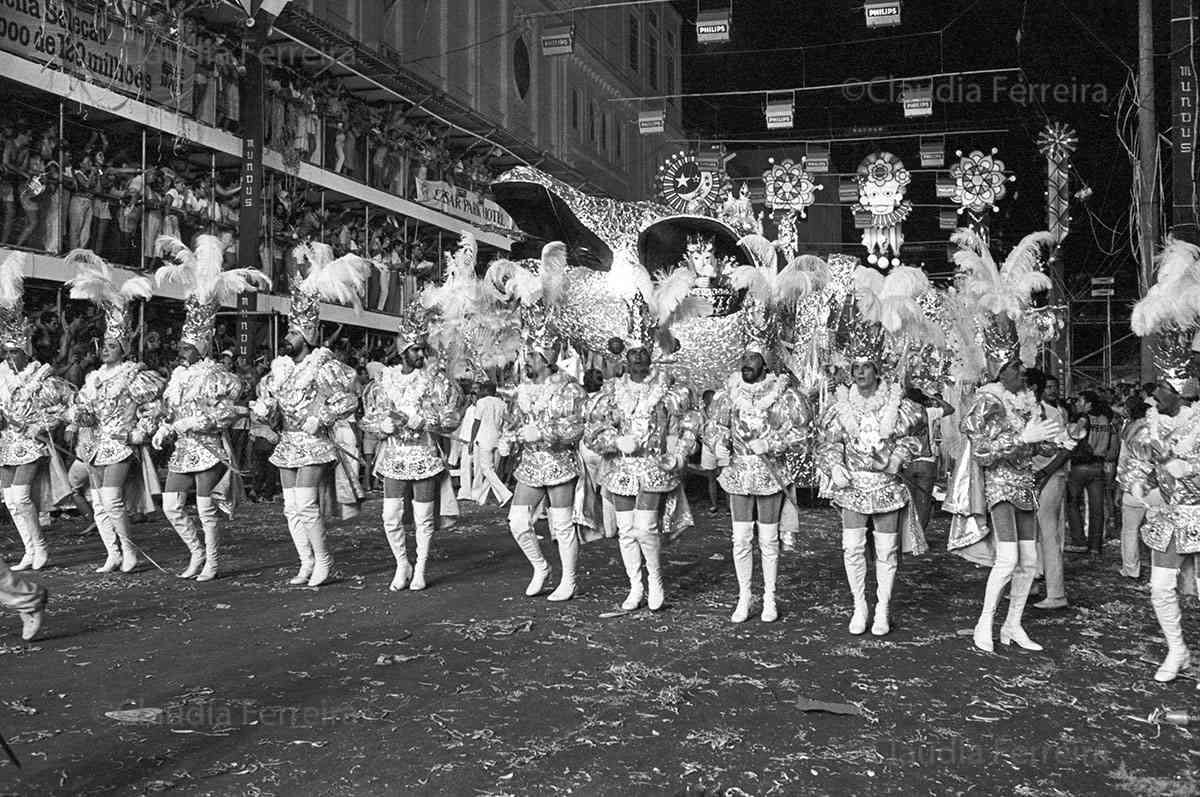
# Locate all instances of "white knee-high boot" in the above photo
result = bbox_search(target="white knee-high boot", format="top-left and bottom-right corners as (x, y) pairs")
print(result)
(1000, 540), (1042, 650)
(99, 485), (137, 572)
(616, 510), (642, 610)
(294, 487), (330, 587)
(842, 527), (869, 634)
(872, 532), (898, 635)
(382, 497), (412, 591)
(282, 487), (313, 584)
(729, 520), (755, 623)
(162, 491), (203, 578)
(194, 496), (220, 581)
(634, 509), (664, 611)
(409, 500), (436, 591)
(547, 507), (579, 601)
(4, 486), (34, 571)
(508, 504), (549, 596)
(1150, 566), (1191, 682)
(91, 492), (121, 573)
(759, 522), (780, 623)
(974, 540), (1018, 652)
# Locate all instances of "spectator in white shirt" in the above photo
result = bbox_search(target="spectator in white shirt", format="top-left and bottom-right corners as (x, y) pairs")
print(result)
(1028, 371), (1074, 610)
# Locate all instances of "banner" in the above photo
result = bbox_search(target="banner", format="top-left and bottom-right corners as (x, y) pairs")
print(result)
(413, 178), (516, 235)
(1172, 0), (1199, 239)
(0, 1), (197, 112)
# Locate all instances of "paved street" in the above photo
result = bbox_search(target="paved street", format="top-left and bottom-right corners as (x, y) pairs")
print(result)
(0, 496), (1195, 795)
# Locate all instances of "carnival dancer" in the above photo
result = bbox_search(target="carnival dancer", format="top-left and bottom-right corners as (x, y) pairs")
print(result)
(153, 234), (269, 580)
(497, 323), (587, 601)
(360, 305), (463, 591)
(66, 249), (165, 573)
(1127, 238), (1200, 684)
(585, 274), (703, 612)
(818, 266), (931, 636)
(0, 251), (76, 571)
(251, 242), (369, 587)
(703, 237), (823, 622)
(943, 230), (1065, 653)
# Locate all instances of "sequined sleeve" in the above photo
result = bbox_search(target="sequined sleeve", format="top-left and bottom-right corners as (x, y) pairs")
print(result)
(197, 371), (242, 432)
(37, 377), (77, 431)
(1117, 420), (1157, 493)
(252, 374), (279, 423)
(315, 362), (357, 428)
(816, 404), (847, 472)
(584, 382), (619, 453)
(667, 384), (700, 459)
(70, 374), (99, 426)
(703, 389), (734, 460)
(131, 369), (166, 437)
(546, 377), (587, 447)
(420, 371), (463, 433)
(359, 382), (393, 436)
(962, 393), (1026, 467)
(889, 398), (926, 467)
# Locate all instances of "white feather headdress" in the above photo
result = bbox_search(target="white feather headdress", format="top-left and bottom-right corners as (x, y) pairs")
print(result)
(288, 242), (371, 346)
(65, 248), (154, 349)
(0, 250), (28, 351)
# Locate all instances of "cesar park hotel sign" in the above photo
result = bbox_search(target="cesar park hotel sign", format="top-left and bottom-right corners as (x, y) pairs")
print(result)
(0, 0), (196, 111)
(414, 178), (516, 236)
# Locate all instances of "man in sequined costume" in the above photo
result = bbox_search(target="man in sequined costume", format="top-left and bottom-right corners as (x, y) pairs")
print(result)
(585, 333), (699, 612)
(152, 234), (268, 581)
(361, 307), (462, 592)
(499, 329), (587, 601)
(251, 243), (369, 588)
(704, 347), (811, 623)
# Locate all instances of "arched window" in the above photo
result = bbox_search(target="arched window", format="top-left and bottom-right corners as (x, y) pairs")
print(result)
(512, 38), (531, 100)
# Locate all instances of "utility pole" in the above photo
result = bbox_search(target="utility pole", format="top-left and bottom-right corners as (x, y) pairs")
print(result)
(1138, 0), (1160, 380)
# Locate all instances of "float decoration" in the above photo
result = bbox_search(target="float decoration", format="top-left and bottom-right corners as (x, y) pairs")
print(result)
(852, 151), (912, 268)
(762, 157), (823, 218)
(950, 148), (1015, 245)
(655, 151), (721, 214)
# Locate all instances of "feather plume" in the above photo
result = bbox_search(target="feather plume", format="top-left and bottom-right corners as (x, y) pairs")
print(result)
(483, 258), (542, 306)
(0, 250), (26, 309)
(728, 265), (771, 304)
(852, 266), (886, 322)
(778, 254), (830, 301)
(651, 267), (701, 326)
(950, 227), (988, 256)
(608, 247), (654, 304)
(737, 234), (778, 271)
(1133, 237), (1200, 336)
(299, 253), (371, 311)
(65, 248), (120, 305)
(539, 242), (568, 307)
(446, 232), (477, 277)
(214, 269), (272, 305)
(119, 277), (154, 302)
(153, 235), (196, 289)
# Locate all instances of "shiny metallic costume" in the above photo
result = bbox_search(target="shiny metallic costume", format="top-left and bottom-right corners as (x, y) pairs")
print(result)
(503, 371), (587, 488)
(254, 350), (358, 469)
(159, 359), (242, 473)
(960, 386), (1045, 511)
(817, 386), (924, 515)
(361, 364), (463, 482)
(0, 362), (75, 466)
(584, 371), (700, 496)
(704, 373), (812, 496)
(1121, 406), (1200, 554)
(72, 362), (165, 466)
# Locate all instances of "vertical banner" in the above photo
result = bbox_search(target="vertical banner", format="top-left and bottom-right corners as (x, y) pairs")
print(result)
(237, 28), (266, 361)
(1172, 0), (1199, 241)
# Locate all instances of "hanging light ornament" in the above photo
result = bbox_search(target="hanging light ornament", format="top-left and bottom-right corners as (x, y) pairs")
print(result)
(655, 150), (720, 213)
(762, 157), (823, 218)
(852, 151), (912, 268)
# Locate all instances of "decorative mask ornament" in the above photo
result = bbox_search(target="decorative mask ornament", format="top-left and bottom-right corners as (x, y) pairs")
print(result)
(853, 151), (912, 268)
(718, 182), (763, 236)
(686, 234), (720, 280)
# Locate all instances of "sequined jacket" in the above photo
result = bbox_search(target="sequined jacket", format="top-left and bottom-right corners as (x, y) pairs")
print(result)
(961, 385), (1057, 512)
(252, 350), (357, 469)
(72, 362), (165, 466)
(501, 371), (587, 488)
(158, 359), (242, 473)
(360, 363), (462, 481)
(1120, 406), (1200, 554)
(817, 383), (924, 515)
(0, 361), (76, 466)
(704, 372), (812, 496)
(584, 370), (700, 495)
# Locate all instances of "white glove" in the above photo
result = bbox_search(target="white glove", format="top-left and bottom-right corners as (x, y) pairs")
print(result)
(657, 452), (684, 472)
(1165, 459), (1193, 479)
(748, 438), (770, 456)
(616, 435), (638, 455)
(152, 426), (169, 450)
(1146, 488), (1165, 507)
(250, 400), (268, 419)
(1019, 418), (1059, 445)
(830, 464), (852, 491)
(302, 416), (321, 436)
(497, 439), (511, 458)
(521, 425), (542, 444)
(406, 413), (424, 431)
(378, 418), (395, 436)
(128, 430), (147, 446)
